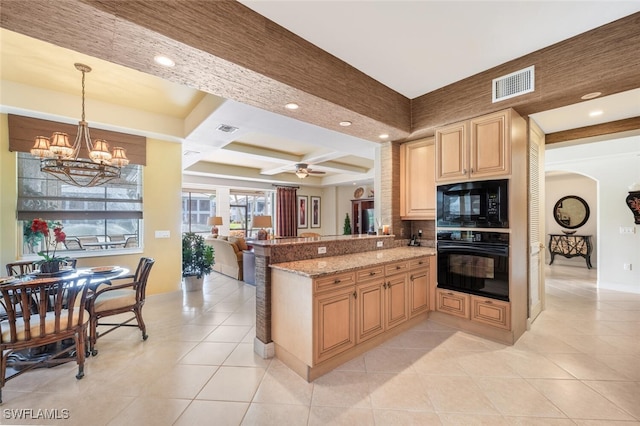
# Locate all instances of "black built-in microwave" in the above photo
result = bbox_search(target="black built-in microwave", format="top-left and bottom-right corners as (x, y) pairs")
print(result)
(437, 179), (508, 228)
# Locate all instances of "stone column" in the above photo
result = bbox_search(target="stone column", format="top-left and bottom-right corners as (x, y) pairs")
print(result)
(253, 245), (274, 358)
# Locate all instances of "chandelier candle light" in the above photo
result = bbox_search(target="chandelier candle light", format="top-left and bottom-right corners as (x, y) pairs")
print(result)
(29, 63), (129, 187)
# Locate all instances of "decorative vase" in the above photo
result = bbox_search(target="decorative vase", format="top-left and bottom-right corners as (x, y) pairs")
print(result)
(625, 190), (640, 224)
(183, 275), (203, 292)
(40, 261), (60, 274)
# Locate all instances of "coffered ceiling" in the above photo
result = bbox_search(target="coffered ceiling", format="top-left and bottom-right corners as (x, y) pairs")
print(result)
(1, 1), (639, 190)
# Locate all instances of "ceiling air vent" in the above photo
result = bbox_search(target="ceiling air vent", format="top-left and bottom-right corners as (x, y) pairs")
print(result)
(492, 65), (535, 103)
(216, 124), (239, 133)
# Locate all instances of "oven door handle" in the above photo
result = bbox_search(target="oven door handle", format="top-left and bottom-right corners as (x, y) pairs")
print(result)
(437, 244), (508, 257)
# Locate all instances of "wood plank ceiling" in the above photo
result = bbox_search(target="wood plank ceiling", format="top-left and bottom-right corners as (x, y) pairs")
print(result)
(1, 1), (638, 144)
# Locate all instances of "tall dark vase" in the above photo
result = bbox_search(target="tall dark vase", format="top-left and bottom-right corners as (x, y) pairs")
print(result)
(625, 191), (640, 225)
(40, 261), (60, 274)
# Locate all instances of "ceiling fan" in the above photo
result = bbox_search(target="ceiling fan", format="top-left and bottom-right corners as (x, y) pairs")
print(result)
(294, 163), (325, 179)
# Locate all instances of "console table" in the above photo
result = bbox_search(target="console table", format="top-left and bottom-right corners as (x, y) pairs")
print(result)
(548, 234), (593, 269)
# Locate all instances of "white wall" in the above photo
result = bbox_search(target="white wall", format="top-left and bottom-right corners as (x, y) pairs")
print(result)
(545, 134), (640, 290)
(545, 173), (598, 267)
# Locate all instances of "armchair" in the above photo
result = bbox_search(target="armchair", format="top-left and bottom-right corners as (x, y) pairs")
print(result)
(0, 276), (90, 403)
(87, 257), (154, 355)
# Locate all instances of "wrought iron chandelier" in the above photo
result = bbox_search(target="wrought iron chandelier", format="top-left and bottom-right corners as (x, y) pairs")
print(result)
(30, 63), (129, 187)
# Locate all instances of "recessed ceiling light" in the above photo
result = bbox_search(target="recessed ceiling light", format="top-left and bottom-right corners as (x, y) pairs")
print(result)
(589, 110), (603, 117)
(285, 103), (299, 110)
(379, 134), (389, 139)
(581, 92), (602, 100)
(339, 121), (352, 127)
(154, 55), (175, 67)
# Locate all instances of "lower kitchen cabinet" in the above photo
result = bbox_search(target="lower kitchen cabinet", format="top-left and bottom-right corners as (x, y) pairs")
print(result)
(409, 266), (430, 318)
(314, 286), (356, 363)
(385, 272), (409, 329)
(471, 296), (511, 330)
(436, 288), (470, 319)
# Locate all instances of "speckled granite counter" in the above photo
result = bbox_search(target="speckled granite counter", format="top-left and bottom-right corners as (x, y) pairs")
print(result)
(270, 246), (435, 278)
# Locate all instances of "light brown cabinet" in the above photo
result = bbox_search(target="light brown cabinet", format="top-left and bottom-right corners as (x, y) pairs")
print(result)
(435, 109), (511, 183)
(436, 288), (470, 319)
(384, 272), (409, 330)
(314, 285), (357, 363)
(355, 276), (385, 343)
(409, 265), (430, 318)
(400, 137), (435, 219)
(471, 296), (511, 330)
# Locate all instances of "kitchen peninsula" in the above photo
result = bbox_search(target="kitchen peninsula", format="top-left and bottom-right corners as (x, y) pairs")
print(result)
(268, 244), (436, 381)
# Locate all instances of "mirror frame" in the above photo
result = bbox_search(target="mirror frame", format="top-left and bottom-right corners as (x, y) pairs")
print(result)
(553, 195), (590, 229)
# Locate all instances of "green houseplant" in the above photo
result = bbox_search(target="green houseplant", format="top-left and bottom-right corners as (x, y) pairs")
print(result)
(343, 213), (352, 235)
(182, 232), (214, 291)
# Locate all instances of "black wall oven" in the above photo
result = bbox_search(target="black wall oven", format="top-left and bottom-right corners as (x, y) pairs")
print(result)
(437, 179), (508, 228)
(437, 230), (509, 301)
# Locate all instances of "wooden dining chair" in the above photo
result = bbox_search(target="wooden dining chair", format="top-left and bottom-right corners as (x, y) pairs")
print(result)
(0, 276), (90, 403)
(6, 259), (78, 277)
(87, 257), (155, 355)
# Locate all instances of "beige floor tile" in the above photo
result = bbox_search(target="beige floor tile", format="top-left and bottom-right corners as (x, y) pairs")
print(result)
(311, 370), (371, 408)
(476, 377), (566, 418)
(454, 351), (520, 377)
(308, 406), (375, 425)
(420, 375), (499, 415)
(106, 397), (190, 426)
(252, 359), (314, 406)
(593, 354), (640, 380)
(142, 364), (218, 399)
(223, 342), (272, 368)
(206, 325), (253, 342)
(528, 378), (635, 421)
(584, 380), (640, 419)
(362, 346), (418, 374)
(438, 413), (509, 425)
(500, 349), (574, 379)
(374, 409), (442, 425)
(197, 366), (265, 402)
(544, 352), (630, 380)
(411, 348), (469, 376)
(179, 341), (238, 365)
(334, 354), (366, 372)
(174, 400), (249, 426)
(188, 311), (234, 326)
(241, 402), (310, 426)
(367, 372), (434, 411)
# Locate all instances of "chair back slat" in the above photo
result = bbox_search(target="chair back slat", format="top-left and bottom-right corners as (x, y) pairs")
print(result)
(0, 277), (89, 345)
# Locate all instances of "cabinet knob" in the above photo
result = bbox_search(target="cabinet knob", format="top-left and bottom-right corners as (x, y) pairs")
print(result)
(334, 279), (341, 284)
(353, 291), (357, 299)
(396, 266), (401, 270)
(369, 271), (376, 276)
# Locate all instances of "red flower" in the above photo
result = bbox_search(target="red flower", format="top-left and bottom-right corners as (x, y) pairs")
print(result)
(30, 218), (66, 263)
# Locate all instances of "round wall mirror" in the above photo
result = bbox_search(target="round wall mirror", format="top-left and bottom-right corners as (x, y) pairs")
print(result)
(553, 195), (590, 229)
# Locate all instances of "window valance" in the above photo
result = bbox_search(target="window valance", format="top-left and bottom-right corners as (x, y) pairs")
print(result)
(8, 114), (146, 165)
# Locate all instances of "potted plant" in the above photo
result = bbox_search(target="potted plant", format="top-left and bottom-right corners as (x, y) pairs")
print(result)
(343, 213), (352, 235)
(182, 232), (215, 291)
(29, 218), (68, 273)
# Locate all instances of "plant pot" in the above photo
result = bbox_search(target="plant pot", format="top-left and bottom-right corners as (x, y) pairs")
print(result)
(40, 261), (60, 274)
(183, 275), (203, 292)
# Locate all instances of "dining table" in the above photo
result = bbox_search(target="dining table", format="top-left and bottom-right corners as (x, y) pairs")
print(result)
(0, 265), (131, 371)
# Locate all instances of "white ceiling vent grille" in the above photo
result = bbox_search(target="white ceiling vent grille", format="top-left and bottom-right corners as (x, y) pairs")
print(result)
(216, 124), (239, 133)
(492, 66), (535, 103)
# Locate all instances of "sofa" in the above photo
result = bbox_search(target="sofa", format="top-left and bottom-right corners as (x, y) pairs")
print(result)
(204, 235), (250, 280)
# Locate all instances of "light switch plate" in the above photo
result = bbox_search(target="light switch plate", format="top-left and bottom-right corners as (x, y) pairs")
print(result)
(318, 246), (327, 254)
(376, 241), (383, 247)
(155, 230), (170, 238)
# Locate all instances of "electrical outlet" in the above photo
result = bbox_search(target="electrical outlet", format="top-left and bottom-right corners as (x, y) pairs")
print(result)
(624, 263), (632, 271)
(376, 241), (383, 248)
(318, 246), (327, 254)
(620, 226), (636, 234)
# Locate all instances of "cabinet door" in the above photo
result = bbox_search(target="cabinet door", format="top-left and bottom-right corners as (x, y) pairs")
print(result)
(314, 287), (356, 364)
(356, 278), (385, 343)
(471, 296), (511, 330)
(400, 138), (435, 219)
(409, 267), (430, 318)
(469, 110), (510, 178)
(436, 288), (470, 319)
(385, 273), (409, 329)
(435, 121), (468, 183)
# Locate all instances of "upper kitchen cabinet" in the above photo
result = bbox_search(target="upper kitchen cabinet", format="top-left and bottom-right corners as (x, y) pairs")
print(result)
(435, 109), (515, 183)
(400, 137), (435, 220)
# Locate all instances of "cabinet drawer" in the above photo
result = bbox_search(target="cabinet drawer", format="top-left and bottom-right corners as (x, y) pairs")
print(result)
(385, 261), (409, 276)
(436, 289), (470, 319)
(356, 266), (385, 282)
(409, 257), (430, 270)
(471, 296), (511, 330)
(314, 272), (356, 293)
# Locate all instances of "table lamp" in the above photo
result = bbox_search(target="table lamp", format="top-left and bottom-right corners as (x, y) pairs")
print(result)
(253, 215), (272, 240)
(208, 216), (223, 236)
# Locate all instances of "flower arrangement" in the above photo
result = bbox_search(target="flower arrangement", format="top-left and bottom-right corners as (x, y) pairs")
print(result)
(29, 218), (67, 271)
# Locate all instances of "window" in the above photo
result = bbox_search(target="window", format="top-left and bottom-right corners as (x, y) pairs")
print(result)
(17, 153), (143, 255)
(182, 192), (215, 234)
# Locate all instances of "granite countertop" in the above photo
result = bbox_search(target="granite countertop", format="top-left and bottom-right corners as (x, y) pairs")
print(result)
(251, 233), (395, 247)
(270, 246), (436, 278)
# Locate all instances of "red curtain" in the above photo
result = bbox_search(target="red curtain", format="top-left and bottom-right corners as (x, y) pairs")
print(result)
(276, 186), (297, 237)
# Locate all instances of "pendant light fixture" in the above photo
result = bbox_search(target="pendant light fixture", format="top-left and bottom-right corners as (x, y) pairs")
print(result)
(30, 63), (129, 187)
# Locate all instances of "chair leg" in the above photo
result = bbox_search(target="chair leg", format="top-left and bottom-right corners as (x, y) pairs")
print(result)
(75, 328), (86, 380)
(89, 314), (98, 356)
(0, 353), (6, 404)
(134, 308), (148, 341)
